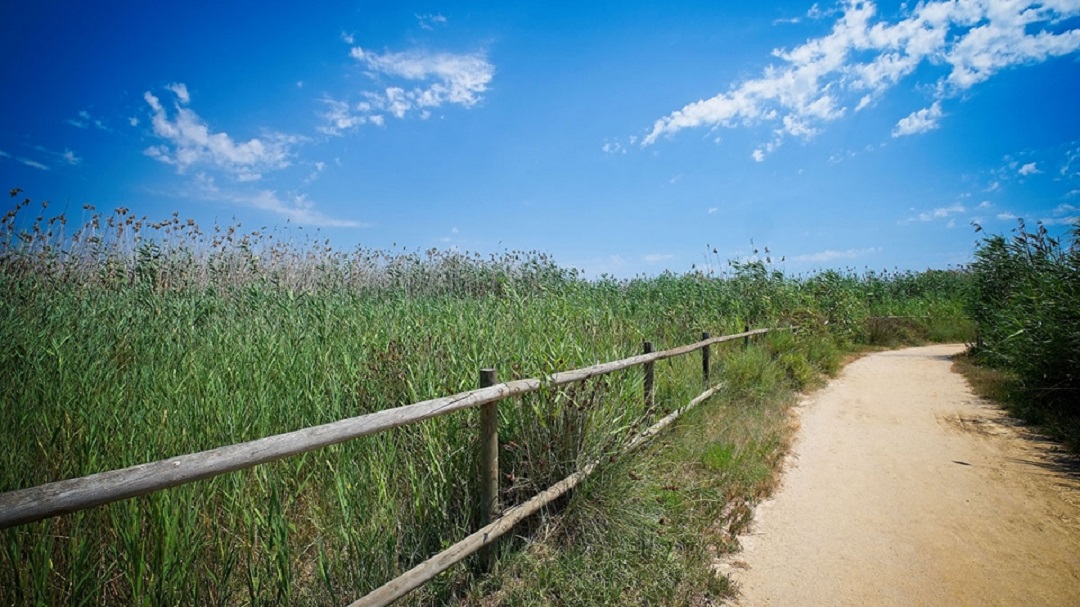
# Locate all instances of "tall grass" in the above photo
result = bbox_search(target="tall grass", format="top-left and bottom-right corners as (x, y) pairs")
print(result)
(965, 219), (1080, 444)
(1, 190), (971, 605)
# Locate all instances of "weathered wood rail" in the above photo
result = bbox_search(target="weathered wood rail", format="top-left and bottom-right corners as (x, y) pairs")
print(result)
(0, 326), (779, 605)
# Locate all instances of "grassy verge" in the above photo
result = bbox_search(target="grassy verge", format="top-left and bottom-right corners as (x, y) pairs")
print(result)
(463, 333), (831, 606)
(953, 351), (1080, 450)
(1, 191), (971, 605)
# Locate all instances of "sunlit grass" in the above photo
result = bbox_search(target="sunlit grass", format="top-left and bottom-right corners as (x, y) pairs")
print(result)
(964, 220), (1079, 447)
(1, 190), (972, 605)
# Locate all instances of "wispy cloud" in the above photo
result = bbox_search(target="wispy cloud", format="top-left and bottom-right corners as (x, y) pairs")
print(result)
(1040, 203), (1079, 226)
(643, 0), (1080, 158)
(416, 13), (447, 30)
(892, 102), (943, 137)
(193, 174), (366, 228)
(643, 253), (674, 263)
(320, 46), (494, 135)
(36, 145), (82, 167)
(0, 145), (81, 171)
(903, 203), (966, 224)
(67, 109), (110, 131)
(21, 158), (49, 170)
(1062, 145), (1080, 178)
(143, 83), (301, 181)
(602, 141), (626, 154)
(1018, 162), (1040, 176)
(792, 246), (881, 263)
(166, 82), (190, 104)
(0, 147), (49, 171)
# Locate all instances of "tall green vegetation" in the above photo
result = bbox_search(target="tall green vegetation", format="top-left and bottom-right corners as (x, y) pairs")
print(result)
(1, 190), (970, 605)
(965, 220), (1080, 443)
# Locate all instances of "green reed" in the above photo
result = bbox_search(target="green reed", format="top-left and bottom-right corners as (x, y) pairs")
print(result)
(1, 190), (971, 605)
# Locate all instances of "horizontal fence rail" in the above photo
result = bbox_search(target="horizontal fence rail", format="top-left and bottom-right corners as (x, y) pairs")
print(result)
(0, 328), (769, 530)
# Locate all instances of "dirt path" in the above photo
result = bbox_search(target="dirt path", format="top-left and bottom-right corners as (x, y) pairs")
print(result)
(717, 344), (1080, 606)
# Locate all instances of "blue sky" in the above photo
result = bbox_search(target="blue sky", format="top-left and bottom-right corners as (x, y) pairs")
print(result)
(2, 1), (1079, 277)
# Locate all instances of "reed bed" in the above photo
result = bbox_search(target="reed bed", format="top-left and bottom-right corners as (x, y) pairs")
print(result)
(1, 190), (971, 605)
(965, 219), (1080, 446)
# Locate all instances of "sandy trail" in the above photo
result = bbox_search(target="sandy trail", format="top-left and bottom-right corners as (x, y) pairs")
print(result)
(718, 344), (1080, 606)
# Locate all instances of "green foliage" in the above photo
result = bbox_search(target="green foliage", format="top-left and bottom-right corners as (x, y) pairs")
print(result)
(965, 220), (1080, 438)
(0, 190), (973, 605)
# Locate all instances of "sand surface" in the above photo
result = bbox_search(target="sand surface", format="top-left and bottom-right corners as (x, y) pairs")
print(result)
(717, 344), (1080, 606)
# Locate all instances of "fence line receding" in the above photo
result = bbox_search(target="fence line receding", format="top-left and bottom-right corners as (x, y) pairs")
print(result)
(0, 325), (783, 606)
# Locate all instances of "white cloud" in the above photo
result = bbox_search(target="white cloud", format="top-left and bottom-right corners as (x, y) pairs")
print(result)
(643, 0), (1080, 152)
(317, 97), (375, 135)
(17, 157), (49, 171)
(128, 117), (139, 127)
(892, 102), (943, 137)
(978, 200), (992, 208)
(417, 13), (447, 30)
(997, 212), (1018, 220)
(1041, 203), (1080, 225)
(904, 203), (966, 223)
(67, 109), (109, 131)
(792, 246), (881, 263)
(352, 46), (493, 107)
(1062, 146), (1080, 177)
(2, 145), (85, 170)
(193, 174), (365, 228)
(602, 141), (626, 154)
(1018, 162), (1040, 175)
(752, 149), (766, 162)
(144, 84), (300, 180)
(320, 46), (494, 135)
(643, 253), (674, 263)
(1040, 216), (1079, 226)
(341, 32), (355, 45)
(166, 82), (190, 104)
(807, 3), (829, 20)
(707, 207), (718, 214)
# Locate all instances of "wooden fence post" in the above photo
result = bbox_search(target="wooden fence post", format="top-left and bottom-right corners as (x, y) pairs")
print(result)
(743, 325), (750, 350)
(478, 368), (499, 571)
(643, 341), (655, 410)
(701, 332), (710, 387)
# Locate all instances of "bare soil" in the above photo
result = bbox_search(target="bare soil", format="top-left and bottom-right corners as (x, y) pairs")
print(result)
(717, 344), (1080, 606)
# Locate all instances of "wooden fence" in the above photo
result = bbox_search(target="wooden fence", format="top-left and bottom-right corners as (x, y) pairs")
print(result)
(0, 325), (778, 606)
